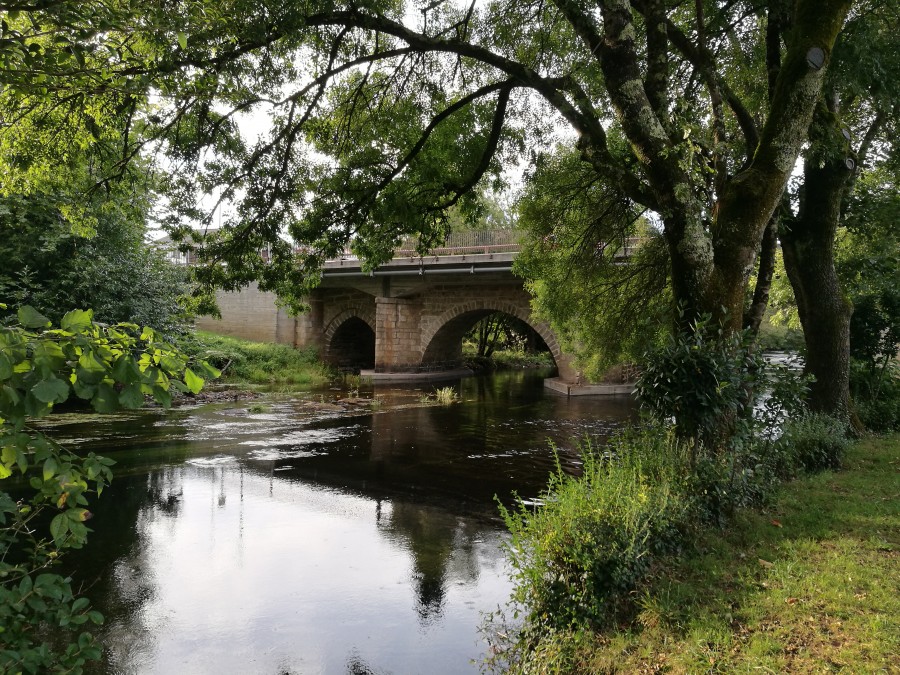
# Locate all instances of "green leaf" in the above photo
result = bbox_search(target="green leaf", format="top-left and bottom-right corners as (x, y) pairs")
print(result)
(111, 354), (142, 385)
(17, 305), (51, 329)
(78, 350), (107, 374)
(91, 383), (120, 414)
(50, 513), (69, 544)
(73, 378), (97, 400)
(0, 353), (12, 380)
(159, 353), (185, 374)
(151, 385), (172, 408)
(31, 376), (70, 404)
(24, 392), (53, 418)
(118, 382), (145, 409)
(32, 340), (66, 370)
(197, 360), (222, 379)
(60, 309), (94, 334)
(184, 368), (204, 394)
(177, 32), (187, 49)
(1, 446), (17, 466)
(0, 464), (11, 479)
(42, 457), (58, 482)
(66, 508), (92, 523)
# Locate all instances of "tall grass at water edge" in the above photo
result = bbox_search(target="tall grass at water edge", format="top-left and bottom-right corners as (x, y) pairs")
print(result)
(179, 331), (330, 389)
(481, 416), (884, 674)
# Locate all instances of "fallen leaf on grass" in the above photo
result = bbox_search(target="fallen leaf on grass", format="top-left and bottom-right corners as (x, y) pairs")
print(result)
(758, 558), (775, 568)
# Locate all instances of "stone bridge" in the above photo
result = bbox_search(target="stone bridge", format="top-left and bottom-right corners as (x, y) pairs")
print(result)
(196, 232), (638, 394)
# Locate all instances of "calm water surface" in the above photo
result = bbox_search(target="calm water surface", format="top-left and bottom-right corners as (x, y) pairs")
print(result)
(49, 371), (637, 674)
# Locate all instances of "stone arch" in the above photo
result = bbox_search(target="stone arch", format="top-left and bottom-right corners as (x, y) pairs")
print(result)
(420, 300), (563, 372)
(323, 307), (376, 371)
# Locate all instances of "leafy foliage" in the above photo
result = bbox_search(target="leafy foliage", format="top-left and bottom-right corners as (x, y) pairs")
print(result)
(178, 331), (326, 388)
(0, 193), (190, 334)
(851, 361), (900, 433)
(497, 432), (691, 639)
(636, 315), (763, 450)
(0, 305), (218, 672)
(487, 435), (898, 675)
(772, 413), (851, 475)
(488, 383), (853, 671)
(516, 148), (671, 378)
(0, 0), (852, 327)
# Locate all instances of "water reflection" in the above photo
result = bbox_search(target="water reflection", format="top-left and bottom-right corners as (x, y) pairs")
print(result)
(54, 371), (638, 673)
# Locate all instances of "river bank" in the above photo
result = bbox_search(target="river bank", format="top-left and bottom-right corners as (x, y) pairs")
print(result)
(503, 433), (899, 673)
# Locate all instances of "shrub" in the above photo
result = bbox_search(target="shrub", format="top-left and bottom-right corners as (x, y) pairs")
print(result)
(636, 315), (762, 451)
(773, 413), (851, 474)
(0, 306), (209, 672)
(178, 331), (328, 387)
(498, 431), (692, 636)
(851, 360), (900, 433)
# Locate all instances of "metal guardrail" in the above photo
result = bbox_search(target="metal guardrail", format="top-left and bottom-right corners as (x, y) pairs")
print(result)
(391, 231), (642, 259)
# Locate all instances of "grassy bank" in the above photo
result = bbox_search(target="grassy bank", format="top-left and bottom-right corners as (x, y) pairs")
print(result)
(464, 348), (555, 371)
(502, 435), (899, 674)
(180, 331), (331, 389)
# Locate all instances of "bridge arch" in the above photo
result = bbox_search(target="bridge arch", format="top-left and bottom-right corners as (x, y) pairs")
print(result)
(420, 300), (563, 372)
(323, 307), (376, 371)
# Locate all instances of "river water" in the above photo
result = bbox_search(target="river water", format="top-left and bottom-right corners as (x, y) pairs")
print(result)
(48, 370), (637, 674)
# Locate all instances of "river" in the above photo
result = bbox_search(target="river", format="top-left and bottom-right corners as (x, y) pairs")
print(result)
(47, 370), (638, 674)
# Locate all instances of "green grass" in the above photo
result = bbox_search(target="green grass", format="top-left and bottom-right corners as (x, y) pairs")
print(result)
(532, 435), (899, 674)
(463, 347), (555, 371)
(181, 330), (331, 389)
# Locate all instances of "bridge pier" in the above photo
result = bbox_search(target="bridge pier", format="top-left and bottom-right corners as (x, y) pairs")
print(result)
(375, 296), (424, 373)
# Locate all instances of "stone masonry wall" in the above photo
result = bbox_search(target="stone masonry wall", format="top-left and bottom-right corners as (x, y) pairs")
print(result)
(194, 275), (580, 381)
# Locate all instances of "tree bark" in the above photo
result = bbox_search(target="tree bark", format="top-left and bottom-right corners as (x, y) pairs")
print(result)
(744, 216), (779, 336)
(781, 159), (853, 418)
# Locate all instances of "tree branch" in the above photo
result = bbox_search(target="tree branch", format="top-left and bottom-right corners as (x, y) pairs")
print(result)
(662, 16), (760, 157)
(305, 8), (654, 207)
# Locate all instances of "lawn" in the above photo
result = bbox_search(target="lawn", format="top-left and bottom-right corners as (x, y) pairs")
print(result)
(566, 435), (899, 674)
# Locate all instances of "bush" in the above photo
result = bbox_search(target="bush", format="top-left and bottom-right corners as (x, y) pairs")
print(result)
(0, 194), (191, 336)
(498, 430), (692, 637)
(851, 360), (900, 433)
(636, 316), (762, 450)
(773, 413), (851, 474)
(0, 307), (208, 672)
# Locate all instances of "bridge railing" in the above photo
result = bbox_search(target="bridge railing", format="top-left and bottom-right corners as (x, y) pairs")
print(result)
(393, 229), (524, 257)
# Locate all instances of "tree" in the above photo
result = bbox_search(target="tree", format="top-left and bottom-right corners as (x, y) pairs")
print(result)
(515, 146), (670, 378)
(778, 0), (900, 419)
(0, 1), (848, 296)
(0, 189), (190, 334)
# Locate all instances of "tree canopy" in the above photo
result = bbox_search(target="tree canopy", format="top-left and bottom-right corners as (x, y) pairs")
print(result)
(0, 1), (852, 308)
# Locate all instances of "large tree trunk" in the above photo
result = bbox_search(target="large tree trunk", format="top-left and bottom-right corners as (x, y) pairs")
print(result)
(665, 0), (851, 333)
(781, 160), (853, 418)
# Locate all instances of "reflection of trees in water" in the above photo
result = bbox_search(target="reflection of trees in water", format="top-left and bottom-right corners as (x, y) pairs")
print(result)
(379, 501), (483, 625)
(72, 466), (191, 673)
(103, 467), (190, 671)
(146, 466), (185, 515)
